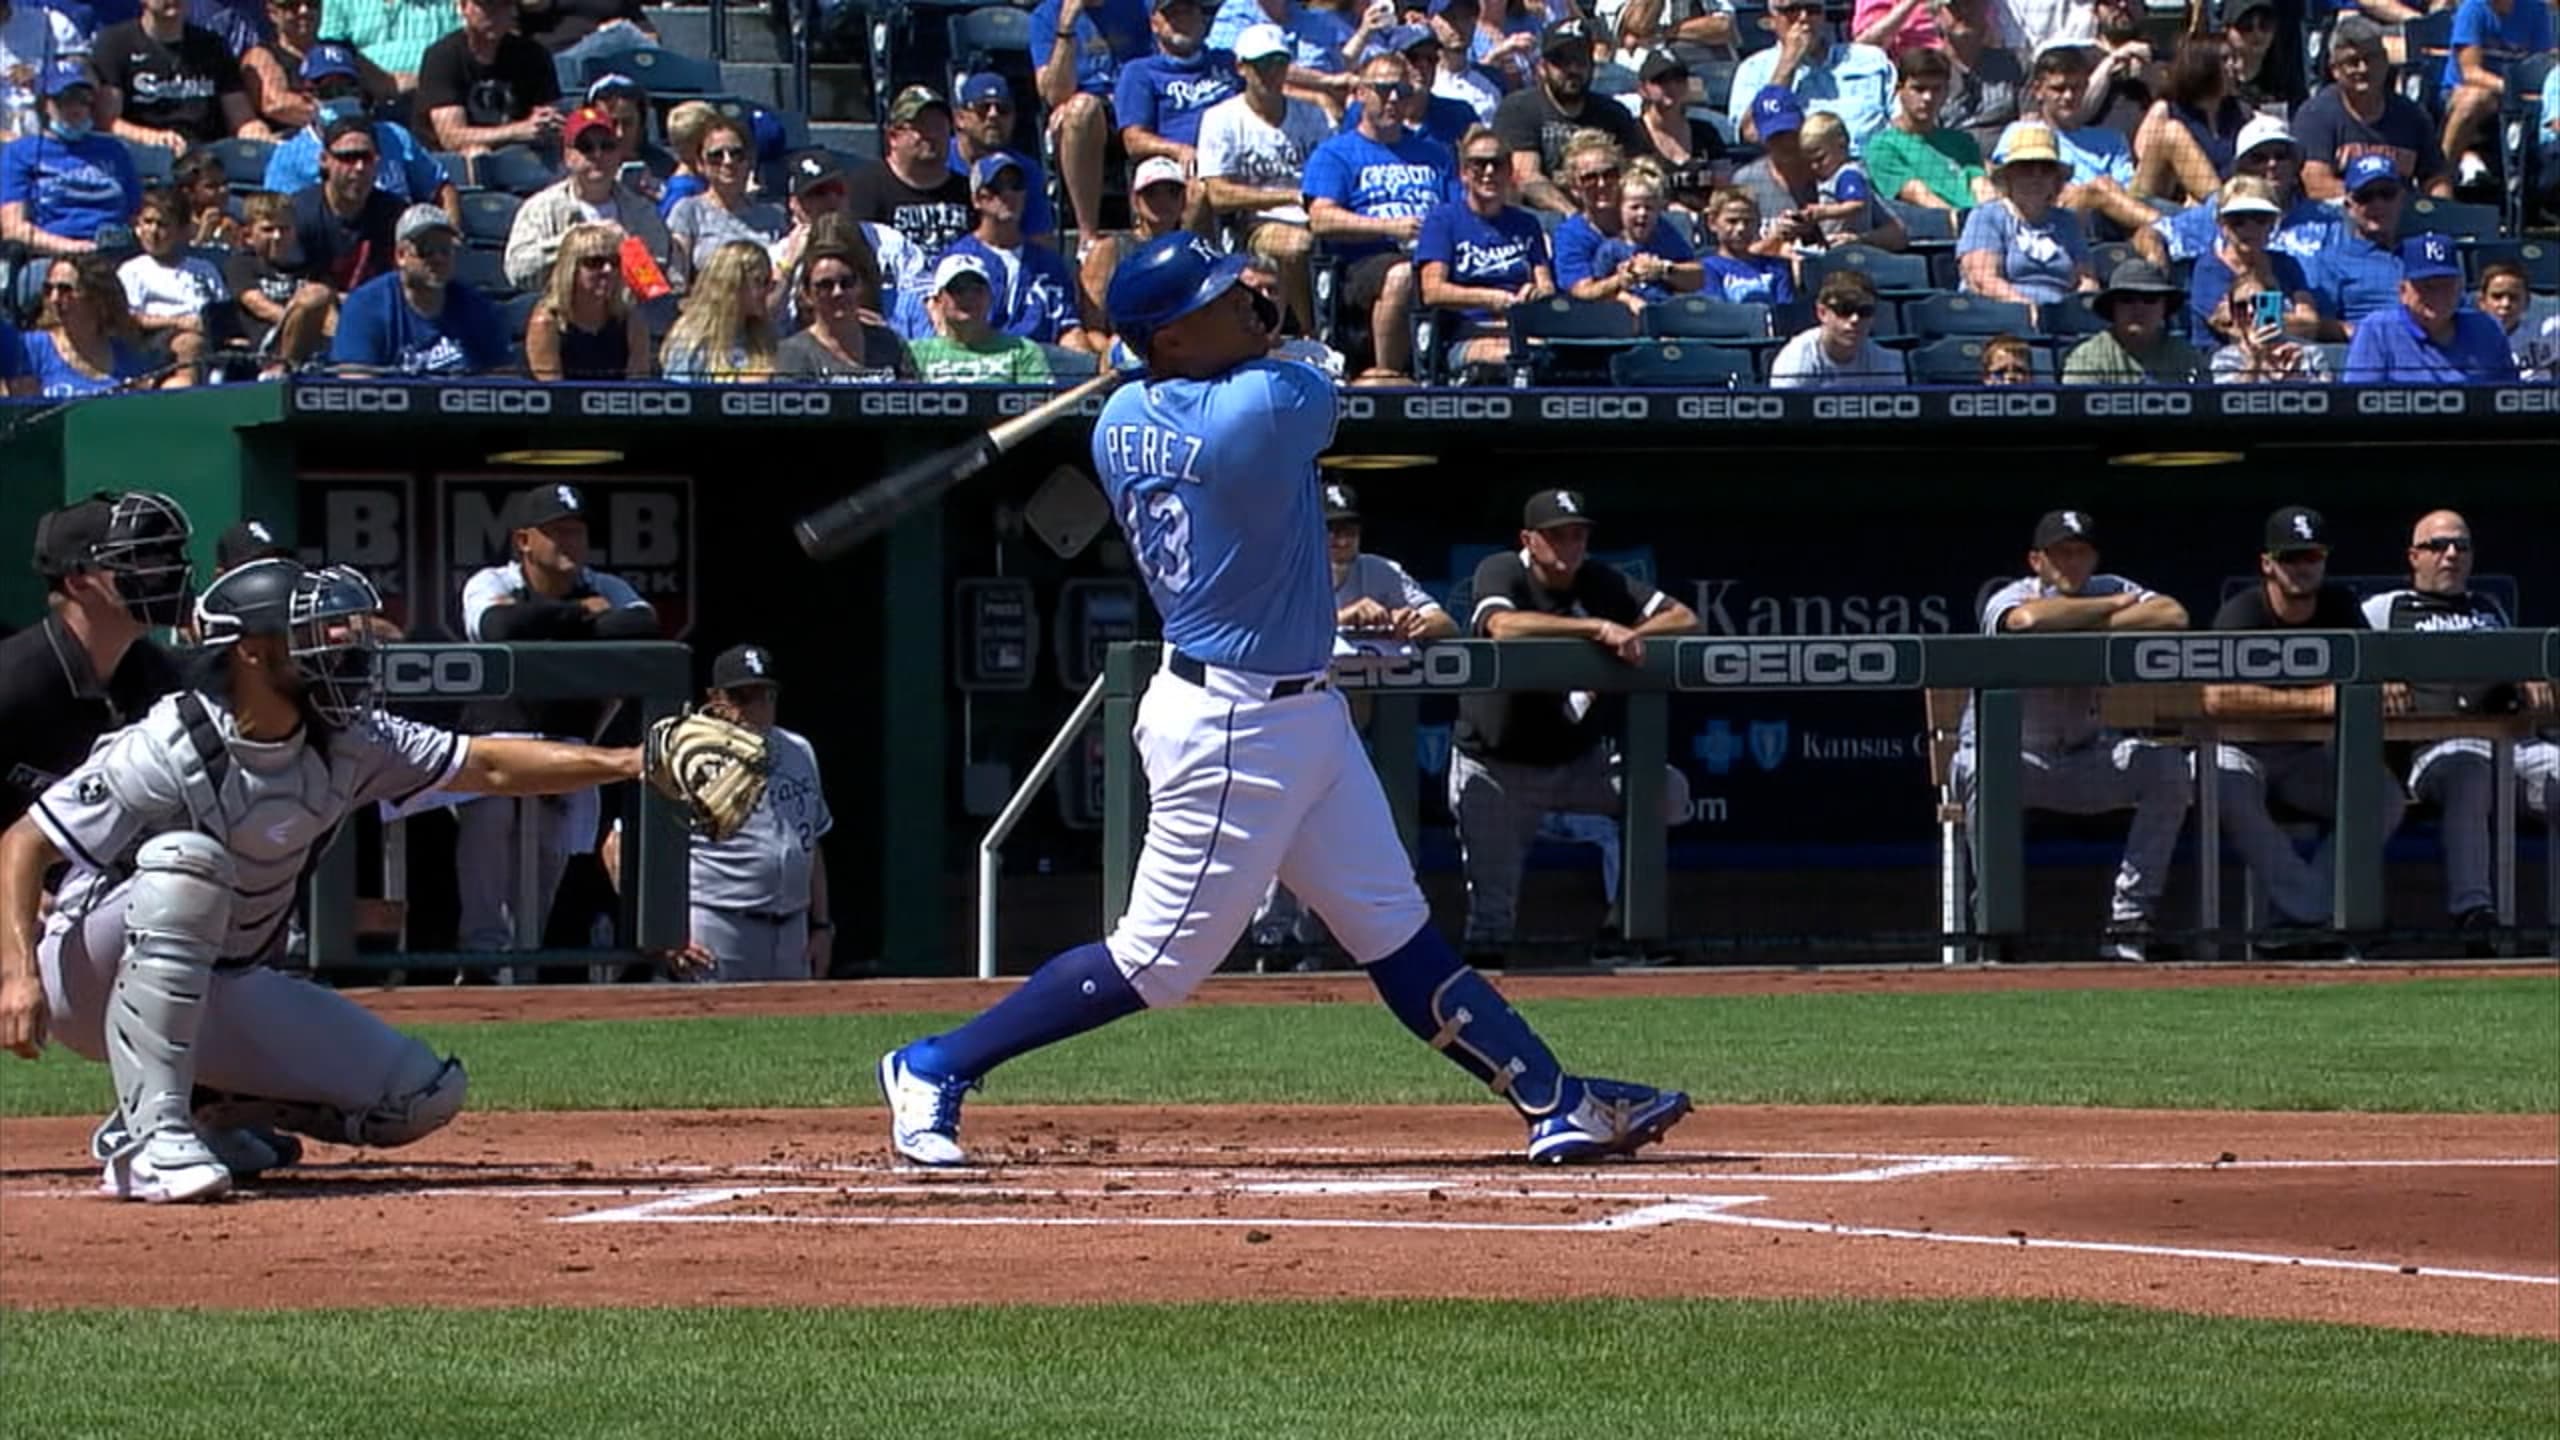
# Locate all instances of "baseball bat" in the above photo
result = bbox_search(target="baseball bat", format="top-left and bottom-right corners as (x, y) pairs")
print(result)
(793, 369), (1129, 561)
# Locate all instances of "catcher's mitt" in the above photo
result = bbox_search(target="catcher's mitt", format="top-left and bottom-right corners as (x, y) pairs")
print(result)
(643, 708), (771, 841)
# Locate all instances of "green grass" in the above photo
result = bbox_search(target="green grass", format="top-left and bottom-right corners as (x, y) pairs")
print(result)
(2, 1300), (2551, 1439)
(2, 977), (2553, 1119)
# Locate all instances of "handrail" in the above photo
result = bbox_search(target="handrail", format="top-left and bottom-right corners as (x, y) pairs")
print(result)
(975, 673), (1109, 978)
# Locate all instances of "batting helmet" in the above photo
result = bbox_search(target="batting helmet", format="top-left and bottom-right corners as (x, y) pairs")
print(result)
(1106, 233), (1251, 357)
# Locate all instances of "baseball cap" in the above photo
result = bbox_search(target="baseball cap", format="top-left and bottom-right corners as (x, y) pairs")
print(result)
(2233, 114), (2293, 159)
(2343, 153), (2401, 195)
(1541, 16), (1594, 58)
(1322, 482), (1360, 522)
(1235, 21), (1293, 61)
(395, 202), (457, 245)
(1638, 49), (1689, 85)
(1523, 488), (1594, 530)
(1378, 22), (1438, 55)
(2398, 231), (2462, 281)
(1749, 85), (1804, 139)
(217, 519), (292, 572)
(2330, 12), (2387, 55)
(563, 104), (618, 151)
(786, 147), (846, 196)
(956, 71), (1012, 107)
(320, 109), (375, 149)
(1133, 154), (1189, 192)
(711, 643), (781, 691)
(2219, 186), (2281, 218)
(2031, 509), (2097, 550)
(299, 41), (361, 84)
(38, 60), (94, 98)
(2219, 0), (2275, 22)
(970, 150), (1028, 191)
(586, 72), (646, 103)
(33, 497), (119, 578)
(887, 84), (952, 125)
(507, 482), (589, 532)
(1993, 120), (2063, 166)
(2263, 505), (2328, 554)
(933, 251), (992, 293)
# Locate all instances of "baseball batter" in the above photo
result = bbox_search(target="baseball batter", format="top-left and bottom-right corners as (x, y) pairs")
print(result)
(879, 233), (1691, 1168)
(0, 560), (654, 1203)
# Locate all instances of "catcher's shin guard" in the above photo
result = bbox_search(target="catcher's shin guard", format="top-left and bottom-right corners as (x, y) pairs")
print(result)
(106, 833), (233, 1169)
(194, 1047), (468, 1149)
(1365, 926), (1572, 1120)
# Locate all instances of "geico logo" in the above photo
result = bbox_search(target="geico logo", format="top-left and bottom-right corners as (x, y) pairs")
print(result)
(378, 649), (488, 696)
(1539, 395), (1650, 421)
(2128, 635), (2335, 681)
(1696, 640), (1904, 686)
(1811, 394), (1921, 420)
(1402, 394), (1513, 421)
(579, 390), (693, 416)
(1674, 394), (1784, 421)
(301, 386), (410, 413)
(437, 388), (551, 415)
(1330, 647), (1478, 689)
(2354, 389), (2464, 415)
(2219, 388), (2329, 416)
(721, 391), (832, 417)
(1949, 391), (2057, 418)
(1334, 394), (1377, 420)
(2083, 391), (2192, 417)
(2493, 387), (2560, 414)
(860, 390), (970, 416)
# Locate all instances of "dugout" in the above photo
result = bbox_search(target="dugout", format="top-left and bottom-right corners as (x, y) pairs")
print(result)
(4, 378), (2555, 970)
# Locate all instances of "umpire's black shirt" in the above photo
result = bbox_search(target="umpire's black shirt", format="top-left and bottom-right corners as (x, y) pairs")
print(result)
(1455, 550), (1663, 767)
(0, 614), (183, 829)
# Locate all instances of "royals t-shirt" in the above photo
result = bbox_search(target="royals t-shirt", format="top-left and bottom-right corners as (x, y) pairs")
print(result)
(93, 20), (241, 144)
(1113, 48), (1240, 149)
(329, 272), (509, 374)
(1414, 200), (1548, 322)
(0, 132), (142, 243)
(1300, 128), (1454, 261)
(1196, 92), (1332, 226)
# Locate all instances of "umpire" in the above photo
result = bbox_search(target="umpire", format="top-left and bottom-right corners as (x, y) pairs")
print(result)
(685, 645), (835, 981)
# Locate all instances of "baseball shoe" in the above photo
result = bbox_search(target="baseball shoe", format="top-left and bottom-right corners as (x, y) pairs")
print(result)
(878, 1045), (974, 1167)
(98, 1131), (232, 1204)
(2100, 923), (2158, 963)
(1526, 1078), (1693, 1165)
(94, 1111), (303, 1178)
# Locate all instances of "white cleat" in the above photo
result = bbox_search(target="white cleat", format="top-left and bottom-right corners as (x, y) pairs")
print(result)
(99, 1135), (233, 1204)
(878, 1046), (973, 1167)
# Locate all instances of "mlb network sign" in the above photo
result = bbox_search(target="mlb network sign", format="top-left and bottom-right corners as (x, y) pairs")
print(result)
(1676, 638), (1926, 690)
(2105, 634), (2357, 684)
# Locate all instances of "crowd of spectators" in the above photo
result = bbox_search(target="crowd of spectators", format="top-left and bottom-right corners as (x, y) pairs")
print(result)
(3, 0), (2554, 395)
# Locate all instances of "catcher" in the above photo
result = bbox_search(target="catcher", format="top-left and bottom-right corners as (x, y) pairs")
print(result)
(0, 559), (766, 1203)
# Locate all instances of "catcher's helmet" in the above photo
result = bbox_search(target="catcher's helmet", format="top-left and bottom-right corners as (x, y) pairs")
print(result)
(33, 490), (195, 627)
(196, 559), (386, 726)
(1106, 233), (1252, 357)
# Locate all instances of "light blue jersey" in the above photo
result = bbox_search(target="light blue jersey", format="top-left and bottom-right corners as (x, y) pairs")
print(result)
(1093, 357), (1340, 676)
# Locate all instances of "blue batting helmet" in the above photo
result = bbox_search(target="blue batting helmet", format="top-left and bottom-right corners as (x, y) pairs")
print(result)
(1106, 233), (1251, 357)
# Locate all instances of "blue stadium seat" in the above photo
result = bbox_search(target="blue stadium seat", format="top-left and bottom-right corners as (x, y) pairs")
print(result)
(1908, 336), (2053, 383)
(1645, 297), (1772, 343)
(949, 2), (1032, 69)
(1907, 292), (2036, 339)
(1611, 342), (1757, 387)
(453, 245), (511, 295)
(1695, 59), (1740, 113)
(201, 136), (274, 188)
(500, 290), (540, 339)
(473, 144), (559, 195)
(1804, 244), (1931, 299)
(604, 45), (723, 97)
(431, 150), (470, 188)
(2089, 241), (2138, 283)
(2403, 197), (2503, 245)
(2039, 292), (2109, 338)
(1506, 297), (1641, 384)
(459, 190), (522, 245)
(123, 139), (175, 189)
(2396, 9), (2455, 119)
(1884, 200), (1959, 251)
(2467, 237), (2558, 292)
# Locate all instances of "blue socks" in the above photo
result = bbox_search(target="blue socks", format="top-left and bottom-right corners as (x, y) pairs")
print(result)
(1364, 925), (1575, 1119)
(905, 942), (1145, 1082)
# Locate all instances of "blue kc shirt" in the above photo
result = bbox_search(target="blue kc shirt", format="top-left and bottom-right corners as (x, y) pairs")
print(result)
(264, 118), (451, 204)
(1301, 129), (1456, 261)
(1094, 357), (1340, 676)
(2442, 0), (2553, 91)
(1028, 0), (1154, 98)
(1415, 200), (1549, 322)
(1115, 49), (1241, 149)
(330, 273), (511, 375)
(2308, 230), (2406, 325)
(2340, 305), (2519, 383)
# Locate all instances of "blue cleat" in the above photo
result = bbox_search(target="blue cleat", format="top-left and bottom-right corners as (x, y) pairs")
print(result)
(878, 1046), (976, 1167)
(1525, 1078), (1693, 1164)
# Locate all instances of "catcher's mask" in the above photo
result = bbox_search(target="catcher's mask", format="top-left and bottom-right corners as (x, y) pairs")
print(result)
(39, 490), (196, 627)
(195, 559), (387, 726)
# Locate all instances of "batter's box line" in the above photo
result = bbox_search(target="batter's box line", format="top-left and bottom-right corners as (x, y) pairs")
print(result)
(544, 1186), (1772, 1234)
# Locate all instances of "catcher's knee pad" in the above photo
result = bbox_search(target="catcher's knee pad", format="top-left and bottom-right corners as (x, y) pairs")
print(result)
(108, 833), (234, 1145)
(355, 1050), (469, 1147)
(1422, 968), (1570, 1119)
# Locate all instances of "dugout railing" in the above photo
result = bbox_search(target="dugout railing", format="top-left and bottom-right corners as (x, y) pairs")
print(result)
(1065, 633), (2560, 969)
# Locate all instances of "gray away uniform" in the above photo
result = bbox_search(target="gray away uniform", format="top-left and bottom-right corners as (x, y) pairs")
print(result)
(686, 725), (831, 980)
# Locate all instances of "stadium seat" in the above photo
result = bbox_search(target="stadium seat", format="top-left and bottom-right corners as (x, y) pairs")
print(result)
(454, 246), (511, 295)
(1884, 199), (1959, 251)
(2038, 292), (2108, 338)
(431, 150), (469, 188)
(2403, 197), (2502, 245)
(1645, 296), (1772, 343)
(459, 190), (523, 245)
(1804, 244), (1931, 299)
(604, 45), (723, 96)
(203, 135), (275, 187)
(1694, 59), (1739, 113)
(1908, 336), (2053, 383)
(949, 2), (1032, 70)
(473, 145), (559, 195)
(499, 290), (540, 340)
(2466, 237), (2557, 292)
(122, 139), (175, 189)
(1907, 292), (2036, 339)
(1506, 296), (1640, 384)
(1610, 341), (1757, 387)
(2089, 241), (2138, 283)
(2396, 9), (2455, 118)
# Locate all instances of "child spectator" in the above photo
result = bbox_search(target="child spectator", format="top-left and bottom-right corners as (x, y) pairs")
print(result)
(525, 220), (649, 379)
(1978, 332), (2034, 382)
(172, 146), (240, 245)
(658, 237), (777, 381)
(908, 252), (1052, 383)
(1700, 189), (1793, 304)
(656, 98), (719, 218)
(2476, 258), (2559, 380)
(1864, 45), (1991, 212)
(17, 254), (158, 396)
(1796, 111), (1875, 239)
(117, 186), (230, 385)
(225, 188), (329, 366)
(1770, 267), (1899, 385)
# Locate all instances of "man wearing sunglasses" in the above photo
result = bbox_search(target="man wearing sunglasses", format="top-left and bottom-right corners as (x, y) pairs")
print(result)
(1771, 268), (1901, 385)
(256, 43), (457, 212)
(922, 152), (1099, 352)
(1303, 52), (1453, 381)
(418, 0), (563, 156)
(949, 71), (1057, 246)
(287, 109), (406, 294)
(1493, 16), (1647, 215)
(501, 101), (670, 289)
(2303, 153), (2411, 338)
(2137, 113), (2335, 272)
(2291, 16), (2451, 203)
(2339, 232), (2517, 382)
(330, 201), (509, 373)
(2205, 506), (2406, 956)
(1726, 0), (1893, 155)
(2360, 512), (2557, 949)
(1198, 23), (1330, 334)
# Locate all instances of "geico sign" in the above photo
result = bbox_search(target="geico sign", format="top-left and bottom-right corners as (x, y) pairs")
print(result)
(1329, 646), (1486, 690)
(1812, 394), (1921, 420)
(2123, 635), (2339, 681)
(2493, 387), (2560, 414)
(2354, 389), (2465, 415)
(1402, 394), (1513, 421)
(997, 389), (1109, 417)
(437, 387), (551, 415)
(721, 390), (833, 417)
(1692, 640), (1912, 688)
(1674, 394), (1783, 421)
(580, 390), (694, 417)
(2219, 388), (2329, 416)
(1540, 395), (1650, 421)
(1333, 394), (1376, 420)
(298, 386), (411, 413)
(378, 648), (497, 698)
(2082, 391), (2192, 417)
(1949, 391), (2057, 418)
(859, 390), (970, 417)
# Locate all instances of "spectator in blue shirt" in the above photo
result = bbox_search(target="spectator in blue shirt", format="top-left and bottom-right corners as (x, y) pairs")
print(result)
(16, 253), (156, 397)
(259, 45), (456, 209)
(1116, 0), (1241, 168)
(330, 202), (509, 373)
(0, 63), (141, 265)
(2307, 153), (2409, 338)
(2438, 0), (2554, 188)
(2342, 233), (2520, 383)
(1700, 189), (1794, 306)
(1030, 0), (1153, 243)
(928, 153), (1098, 351)
(2187, 176), (2322, 349)
(1559, 159), (1700, 314)
(0, 316), (24, 396)
(2139, 114), (2337, 269)
(2020, 49), (2160, 242)
(1343, 25), (1476, 147)
(949, 72), (1055, 245)
(1304, 52), (1454, 381)
(1958, 121), (2095, 313)
(1416, 121), (1551, 372)
(1728, 0), (1895, 154)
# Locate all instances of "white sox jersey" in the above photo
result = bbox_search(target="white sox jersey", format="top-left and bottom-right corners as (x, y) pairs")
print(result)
(687, 725), (831, 914)
(1335, 552), (1443, 616)
(460, 563), (649, 641)
(31, 696), (467, 963)
(1975, 573), (2159, 753)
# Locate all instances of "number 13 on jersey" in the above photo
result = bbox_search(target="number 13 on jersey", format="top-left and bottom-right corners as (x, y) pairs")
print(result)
(1121, 488), (1192, 595)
